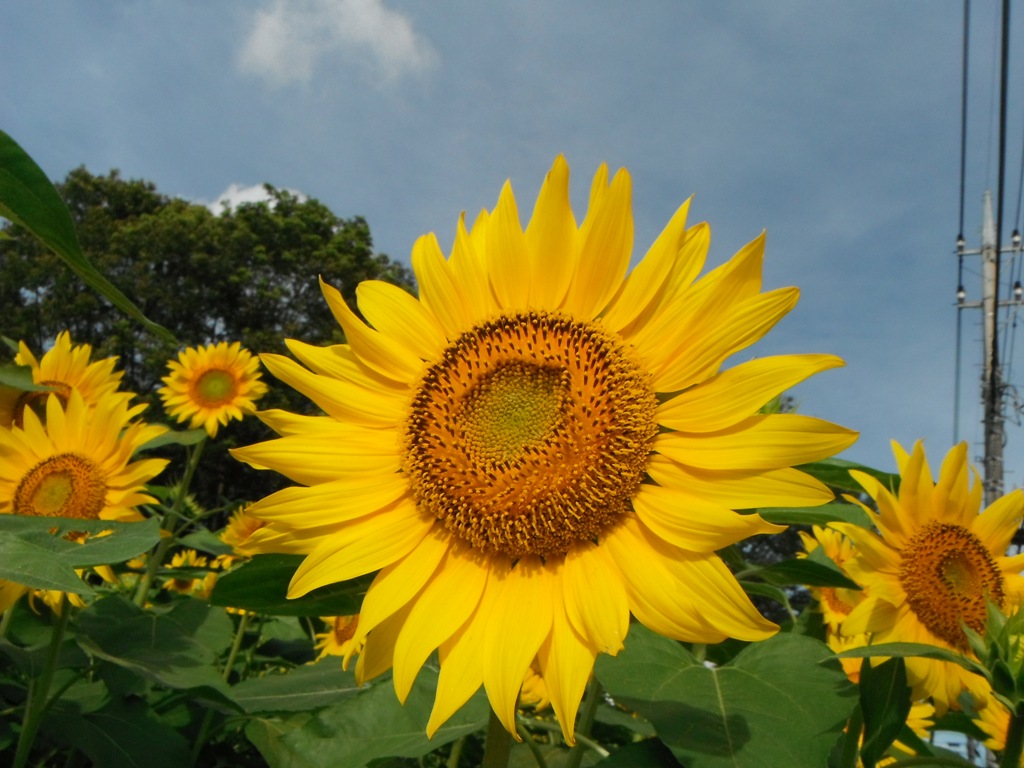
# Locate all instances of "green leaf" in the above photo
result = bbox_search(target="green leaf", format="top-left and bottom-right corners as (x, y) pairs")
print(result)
(836, 643), (988, 677)
(595, 625), (856, 768)
(177, 527), (234, 557)
(246, 665), (489, 767)
(596, 739), (682, 767)
(0, 516), (161, 594)
(74, 595), (237, 707)
(0, 364), (51, 391)
(138, 428), (206, 451)
(233, 660), (365, 713)
(757, 502), (873, 529)
(0, 129), (175, 343)
(796, 458), (899, 494)
(752, 557), (860, 589)
(211, 554), (372, 616)
(0, 535), (95, 594)
(858, 658), (911, 768)
(42, 696), (191, 768)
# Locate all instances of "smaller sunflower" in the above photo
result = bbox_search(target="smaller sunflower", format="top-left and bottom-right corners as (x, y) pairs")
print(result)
(164, 550), (214, 597)
(0, 331), (132, 429)
(0, 390), (168, 612)
(315, 615), (364, 666)
(839, 441), (1024, 712)
(158, 341), (267, 437)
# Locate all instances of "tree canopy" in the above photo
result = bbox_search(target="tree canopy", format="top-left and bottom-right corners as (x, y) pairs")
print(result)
(0, 167), (415, 507)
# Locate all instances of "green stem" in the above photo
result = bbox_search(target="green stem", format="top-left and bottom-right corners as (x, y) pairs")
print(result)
(565, 677), (603, 768)
(12, 599), (72, 768)
(445, 736), (466, 768)
(516, 720), (549, 768)
(889, 758), (979, 767)
(837, 704), (863, 768)
(133, 439), (206, 606)
(0, 604), (14, 639)
(482, 708), (513, 768)
(191, 611), (253, 764)
(1002, 704), (1024, 768)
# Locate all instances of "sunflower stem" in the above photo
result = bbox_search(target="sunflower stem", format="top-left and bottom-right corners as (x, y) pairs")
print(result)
(12, 598), (71, 768)
(133, 438), (206, 607)
(482, 708), (514, 768)
(516, 719), (549, 768)
(565, 677), (603, 768)
(191, 610), (253, 763)
(1001, 704), (1024, 768)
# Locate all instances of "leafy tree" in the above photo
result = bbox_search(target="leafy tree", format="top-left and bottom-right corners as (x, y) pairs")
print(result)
(0, 167), (415, 508)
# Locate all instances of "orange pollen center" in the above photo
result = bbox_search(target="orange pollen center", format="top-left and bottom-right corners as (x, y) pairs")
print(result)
(821, 587), (855, 618)
(191, 369), (237, 408)
(13, 453), (107, 520)
(403, 311), (658, 559)
(333, 615), (359, 644)
(13, 381), (72, 428)
(898, 520), (1004, 649)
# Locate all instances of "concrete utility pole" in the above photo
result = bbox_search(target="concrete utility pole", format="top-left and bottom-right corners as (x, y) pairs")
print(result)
(958, 190), (1023, 505)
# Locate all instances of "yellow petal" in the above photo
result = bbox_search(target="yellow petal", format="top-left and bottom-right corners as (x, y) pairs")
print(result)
(632, 483), (784, 552)
(563, 542), (630, 654)
(288, 497), (432, 597)
(355, 524), (450, 643)
(487, 180), (531, 310)
(646, 455), (834, 508)
(356, 280), (447, 361)
(525, 155), (577, 307)
(427, 593), (491, 738)
(648, 287), (800, 392)
(974, 489), (1024, 554)
(357, 599), (414, 684)
(537, 568), (596, 746)
(655, 414), (858, 471)
(482, 556), (554, 737)
(230, 430), (401, 485)
(411, 232), (473, 339)
(246, 475), (408, 527)
(601, 197), (691, 333)
(656, 354), (845, 432)
(449, 213), (496, 319)
(320, 278), (423, 382)
(562, 167), (632, 318)
(284, 340), (406, 393)
(260, 353), (406, 427)
(392, 545), (488, 703)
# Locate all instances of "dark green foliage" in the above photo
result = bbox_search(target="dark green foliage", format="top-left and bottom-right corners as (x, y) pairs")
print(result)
(0, 167), (415, 507)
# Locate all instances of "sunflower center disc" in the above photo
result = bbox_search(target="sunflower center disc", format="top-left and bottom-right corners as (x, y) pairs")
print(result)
(404, 311), (658, 559)
(193, 369), (237, 407)
(898, 519), (1004, 648)
(14, 453), (107, 519)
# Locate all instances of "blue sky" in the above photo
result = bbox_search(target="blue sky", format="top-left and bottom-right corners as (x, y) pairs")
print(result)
(3, 0), (1023, 479)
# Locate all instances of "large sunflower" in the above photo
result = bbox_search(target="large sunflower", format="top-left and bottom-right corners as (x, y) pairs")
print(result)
(0, 390), (169, 611)
(158, 341), (267, 437)
(0, 331), (131, 429)
(232, 157), (856, 741)
(839, 441), (1024, 712)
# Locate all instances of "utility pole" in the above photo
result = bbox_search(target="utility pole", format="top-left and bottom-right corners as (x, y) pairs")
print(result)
(957, 191), (1023, 505)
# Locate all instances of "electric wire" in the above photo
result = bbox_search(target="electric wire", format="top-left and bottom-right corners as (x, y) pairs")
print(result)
(954, 0), (970, 444)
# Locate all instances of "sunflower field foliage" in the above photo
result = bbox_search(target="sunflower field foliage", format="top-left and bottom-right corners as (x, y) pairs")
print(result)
(4, 126), (1024, 768)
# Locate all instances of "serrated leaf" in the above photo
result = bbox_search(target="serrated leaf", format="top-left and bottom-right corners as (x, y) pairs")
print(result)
(211, 554), (372, 616)
(42, 696), (190, 768)
(233, 660), (365, 713)
(74, 595), (237, 707)
(595, 625), (856, 768)
(246, 665), (488, 767)
(0, 515), (160, 583)
(0, 129), (175, 343)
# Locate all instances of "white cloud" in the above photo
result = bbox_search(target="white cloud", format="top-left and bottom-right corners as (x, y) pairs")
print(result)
(206, 183), (306, 213)
(236, 0), (437, 87)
